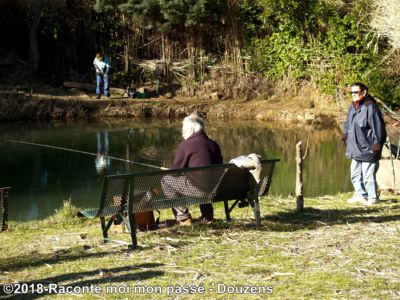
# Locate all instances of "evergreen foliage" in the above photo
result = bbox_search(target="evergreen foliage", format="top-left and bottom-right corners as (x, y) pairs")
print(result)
(118, 0), (223, 33)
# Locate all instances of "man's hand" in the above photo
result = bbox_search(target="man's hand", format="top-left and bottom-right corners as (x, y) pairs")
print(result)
(94, 65), (103, 75)
(371, 143), (382, 159)
(341, 133), (348, 145)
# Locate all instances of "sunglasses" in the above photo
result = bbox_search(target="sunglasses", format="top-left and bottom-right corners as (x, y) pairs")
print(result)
(350, 91), (361, 95)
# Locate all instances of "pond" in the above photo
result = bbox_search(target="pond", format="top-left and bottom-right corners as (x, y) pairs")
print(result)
(0, 119), (352, 221)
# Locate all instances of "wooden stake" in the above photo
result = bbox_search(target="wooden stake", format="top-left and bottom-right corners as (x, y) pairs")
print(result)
(296, 141), (304, 213)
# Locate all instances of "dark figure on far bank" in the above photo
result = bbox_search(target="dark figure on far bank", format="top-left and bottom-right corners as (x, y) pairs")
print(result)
(161, 114), (223, 225)
(343, 83), (386, 206)
(93, 52), (110, 99)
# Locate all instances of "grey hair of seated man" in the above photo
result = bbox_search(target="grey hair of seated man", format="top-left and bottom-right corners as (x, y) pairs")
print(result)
(182, 113), (205, 140)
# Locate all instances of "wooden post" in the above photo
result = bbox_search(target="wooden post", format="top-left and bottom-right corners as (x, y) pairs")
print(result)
(296, 141), (304, 213)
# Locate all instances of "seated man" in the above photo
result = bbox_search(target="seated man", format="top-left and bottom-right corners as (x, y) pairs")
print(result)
(161, 113), (223, 225)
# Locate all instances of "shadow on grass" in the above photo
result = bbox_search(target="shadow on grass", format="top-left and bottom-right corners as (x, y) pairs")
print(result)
(150, 218), (269, 240)
(0, 263), (164, 299)
(0, 245), (128, 273)
(265, 202), (400, 232)
(149, 200), (400, 238)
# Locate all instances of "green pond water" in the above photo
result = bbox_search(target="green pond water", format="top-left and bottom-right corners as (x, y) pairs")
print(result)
(0, 119), (351, 221)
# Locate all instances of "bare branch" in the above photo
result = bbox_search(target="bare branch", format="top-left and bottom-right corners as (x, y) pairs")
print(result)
(370, 0), (400, 50)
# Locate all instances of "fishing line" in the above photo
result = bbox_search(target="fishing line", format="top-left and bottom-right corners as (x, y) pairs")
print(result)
(7, 139), (168, 170)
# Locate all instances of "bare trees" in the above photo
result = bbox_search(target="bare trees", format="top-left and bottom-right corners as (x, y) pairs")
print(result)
(371, 0), (400, 50)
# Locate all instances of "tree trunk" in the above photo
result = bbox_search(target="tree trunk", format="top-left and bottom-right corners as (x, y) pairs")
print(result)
(65, 44), (78, 78)
(28, 0), (41, 73)
(122, 13), (129, 73)
(187, 35), (196, 79)
(225, 0), (243, 70)
(161, 34), (166, 77)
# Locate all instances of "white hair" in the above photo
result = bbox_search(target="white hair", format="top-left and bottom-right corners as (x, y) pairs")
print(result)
(182, 114), (204, 140)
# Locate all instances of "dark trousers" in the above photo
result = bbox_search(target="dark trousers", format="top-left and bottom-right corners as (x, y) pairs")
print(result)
(96, 74), (110, 97)
(161, 175), (213, 221)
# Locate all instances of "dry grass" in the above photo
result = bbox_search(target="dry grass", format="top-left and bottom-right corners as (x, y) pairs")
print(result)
(1, 193), (400, 299)
(371, 0), (400, 50)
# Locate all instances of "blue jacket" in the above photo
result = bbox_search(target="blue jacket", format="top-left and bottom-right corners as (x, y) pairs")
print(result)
(343, 95), (386, 162)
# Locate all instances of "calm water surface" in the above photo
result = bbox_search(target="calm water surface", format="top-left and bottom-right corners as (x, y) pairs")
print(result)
(0, 119), (351, 221)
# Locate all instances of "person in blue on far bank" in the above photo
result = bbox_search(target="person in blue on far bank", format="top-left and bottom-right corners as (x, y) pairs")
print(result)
(93, 52), (110, 99)
(343, 82), (386, 206)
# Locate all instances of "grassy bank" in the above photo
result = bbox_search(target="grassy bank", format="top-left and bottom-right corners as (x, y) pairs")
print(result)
(1, 193), (400, 299)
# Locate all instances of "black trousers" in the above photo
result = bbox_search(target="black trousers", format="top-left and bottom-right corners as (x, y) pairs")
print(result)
(161, 175), (214, 221)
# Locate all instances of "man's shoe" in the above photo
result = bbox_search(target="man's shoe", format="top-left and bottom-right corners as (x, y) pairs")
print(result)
(199, 216), (213, 224)
(178, 217), (193, 226)
(347, 195), (367, 204)
(96, 94), (101, 99)
(364, 199), (380, 206)
(113, 224), (126, 234)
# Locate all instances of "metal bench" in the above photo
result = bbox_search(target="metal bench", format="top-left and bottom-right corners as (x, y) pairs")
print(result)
(0, 187), (11, 232)
(78, 159), (279, 248)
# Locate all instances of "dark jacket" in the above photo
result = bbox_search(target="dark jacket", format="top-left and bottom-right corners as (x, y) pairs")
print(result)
(343, 95), (386, 162)
(172, 131), (223, 169)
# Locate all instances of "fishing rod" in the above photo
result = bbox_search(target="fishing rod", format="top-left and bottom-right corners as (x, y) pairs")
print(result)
(7, 139), (168, 170)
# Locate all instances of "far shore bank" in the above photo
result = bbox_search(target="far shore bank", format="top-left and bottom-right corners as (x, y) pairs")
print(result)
(0, 87), (340, 126)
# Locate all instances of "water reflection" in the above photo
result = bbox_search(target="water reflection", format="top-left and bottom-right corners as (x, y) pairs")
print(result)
(95, 130), (111, 175)
(0, 120), (351, 221)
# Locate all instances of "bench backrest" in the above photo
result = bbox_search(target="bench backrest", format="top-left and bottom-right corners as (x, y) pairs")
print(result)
(214, 159), (276, 200)
(95, 159), (279, 217)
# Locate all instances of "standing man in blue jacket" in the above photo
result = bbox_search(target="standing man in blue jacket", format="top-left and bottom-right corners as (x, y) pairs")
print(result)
(343, 82), (386, 205)
(93, 52), (110, 99)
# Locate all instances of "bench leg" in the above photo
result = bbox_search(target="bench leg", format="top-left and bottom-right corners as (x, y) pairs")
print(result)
(224, 199), (245, 222)
(128, 211), (138, 250)
(223, 200), (231, 221)
(249, 198), (261, 229)
(100, 217), (108, 242)
(101, 216), (115, 243)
